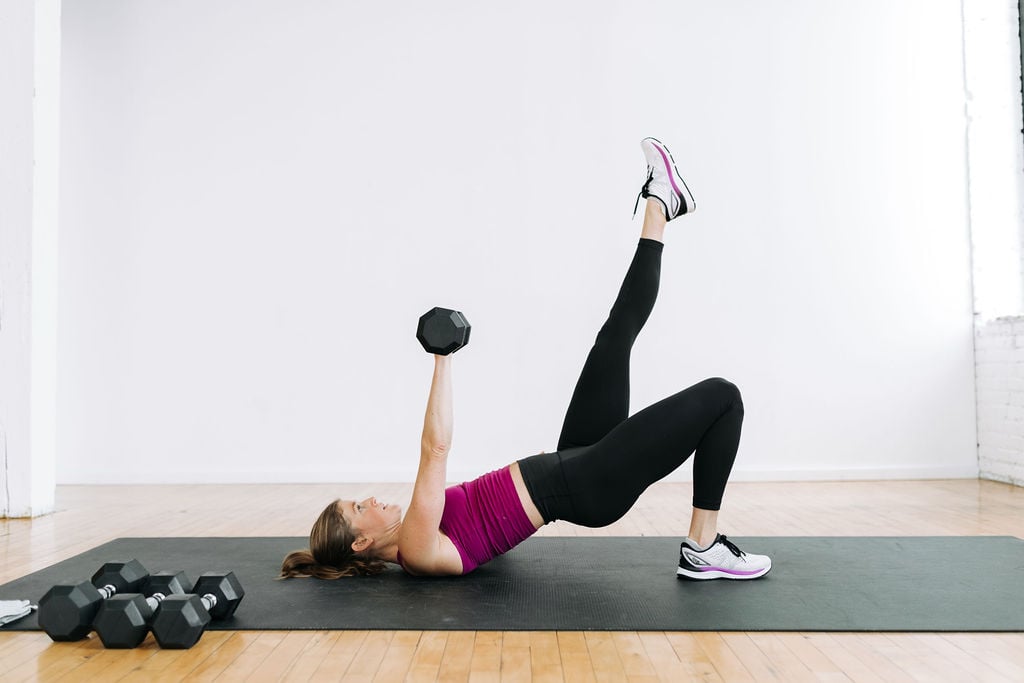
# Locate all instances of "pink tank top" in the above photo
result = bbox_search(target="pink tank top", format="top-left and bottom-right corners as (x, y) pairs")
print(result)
(398, 465), (538, 574)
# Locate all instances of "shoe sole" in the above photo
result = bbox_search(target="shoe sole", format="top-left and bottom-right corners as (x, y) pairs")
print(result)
(643, 137), (696, 216)
(676, 564), (772, 580)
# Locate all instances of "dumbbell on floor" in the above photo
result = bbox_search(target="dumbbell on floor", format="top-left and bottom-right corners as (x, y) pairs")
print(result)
(92, 570), (192, 649)
(151, 571), (245, 649)
(416, 307), (471, 356)
(38, 560), (149, 641)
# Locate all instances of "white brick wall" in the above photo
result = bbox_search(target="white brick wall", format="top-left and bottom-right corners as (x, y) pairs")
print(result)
(977, 316), (1024, 485)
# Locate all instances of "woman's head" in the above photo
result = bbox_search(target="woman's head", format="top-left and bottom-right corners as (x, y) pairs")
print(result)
(279, 497), (399, 579)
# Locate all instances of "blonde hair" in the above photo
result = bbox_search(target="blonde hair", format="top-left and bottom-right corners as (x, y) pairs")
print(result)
(279, 499), (388, 579)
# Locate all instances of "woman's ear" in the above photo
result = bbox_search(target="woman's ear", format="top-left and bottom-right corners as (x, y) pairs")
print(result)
(351, 535), (372, 553)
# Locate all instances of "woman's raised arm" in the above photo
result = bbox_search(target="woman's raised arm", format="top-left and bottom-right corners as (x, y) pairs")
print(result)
(420, 355), (452, 453)
(398, 355), (457, 573)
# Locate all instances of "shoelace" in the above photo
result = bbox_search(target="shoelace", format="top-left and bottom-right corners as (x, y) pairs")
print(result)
(718, 535), (746, 558)
(632, 167), (654, 218)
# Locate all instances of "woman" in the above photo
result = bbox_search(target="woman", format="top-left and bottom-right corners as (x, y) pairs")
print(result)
(281, 137), (772, 580)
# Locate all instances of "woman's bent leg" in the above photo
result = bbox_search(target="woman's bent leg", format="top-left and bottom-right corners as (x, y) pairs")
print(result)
(558, 377), (744, 527)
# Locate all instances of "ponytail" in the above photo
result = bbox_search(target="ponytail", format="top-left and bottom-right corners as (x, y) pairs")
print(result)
(279, 548), (386, 579)
(278, 500), (388, 579)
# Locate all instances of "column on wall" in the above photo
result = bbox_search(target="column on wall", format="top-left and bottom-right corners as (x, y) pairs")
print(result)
(0, 0), (60, 517)
(963, 0), (1024, 486)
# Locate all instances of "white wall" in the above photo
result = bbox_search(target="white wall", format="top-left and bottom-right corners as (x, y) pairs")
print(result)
(59, 0), (979, 484)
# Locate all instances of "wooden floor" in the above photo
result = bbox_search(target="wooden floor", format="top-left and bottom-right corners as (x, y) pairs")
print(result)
(1, 479), (1022, 681)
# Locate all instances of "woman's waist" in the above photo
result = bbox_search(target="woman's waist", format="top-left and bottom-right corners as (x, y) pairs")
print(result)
(509, 460), (546, 530)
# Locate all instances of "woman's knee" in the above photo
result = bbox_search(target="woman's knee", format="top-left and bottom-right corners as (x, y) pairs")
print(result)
(702, 377), (744, 412)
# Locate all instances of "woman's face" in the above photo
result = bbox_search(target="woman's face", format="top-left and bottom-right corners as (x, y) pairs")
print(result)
(337, 496), (402, 539)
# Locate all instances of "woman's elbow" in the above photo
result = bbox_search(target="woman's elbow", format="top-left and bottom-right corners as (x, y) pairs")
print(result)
(422, 440), (450, 457)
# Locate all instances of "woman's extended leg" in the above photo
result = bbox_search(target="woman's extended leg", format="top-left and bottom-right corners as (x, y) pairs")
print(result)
(556, 199), (667, 450)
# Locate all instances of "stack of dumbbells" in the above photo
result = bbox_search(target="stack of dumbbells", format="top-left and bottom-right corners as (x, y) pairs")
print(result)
(38, 559), (244, 649)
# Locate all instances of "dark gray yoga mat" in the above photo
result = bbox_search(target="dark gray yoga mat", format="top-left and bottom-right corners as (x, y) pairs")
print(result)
(2, 536), (1022, 632)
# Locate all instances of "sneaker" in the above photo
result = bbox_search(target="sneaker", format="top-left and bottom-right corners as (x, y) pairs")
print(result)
(634, 137), (696, 220)
(676, 534), (772, 580)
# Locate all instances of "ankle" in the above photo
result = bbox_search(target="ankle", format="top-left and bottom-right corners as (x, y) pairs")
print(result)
(692, 533), (717, 550)
(644, 199), (667, 223)
(640, 202), (666, 242)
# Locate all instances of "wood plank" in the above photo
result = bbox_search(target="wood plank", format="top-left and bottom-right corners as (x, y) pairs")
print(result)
(584, 631), (625, 682)
(73, 642), (159, 682)
(663, 632), (723, 682)
(437, 630), (475, 682)
(499, 631), (532, 683)
(338, 629), (393, 682)
(938, 634), (1024, 681)
(610, 631), (656, 678)
(846, 634), (916, 682)
(692, 633), (754, 683)
(469, 630), (502, 683)
(795, 633), (883, 683)
(0, 633), (59, 676)
(188, 631), (284, 681)
(280, 631), (343, 682)
(406, 630), (448, 683)
(239, 630), (315, 681)
(878, 634), (967, 682)
(746, 633), (817, 683)
(13, 636), (100, 683)
(529, 631), (564, 683)
(311, 629), (370, 682)
(636, 632), (690, 682)
(719, 633), (783, 682)
(375, 630), (421, 682)
(557, 632), (596, 683)
(37, 635), (110, 682)
(768, 633), (851, 683)
(172, 631), (254, 680)
(923, 633), (1018, 682)
(5, 636), (96, 683)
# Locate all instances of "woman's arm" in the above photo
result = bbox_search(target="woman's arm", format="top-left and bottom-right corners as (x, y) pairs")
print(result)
(398, 355), (460, 573)
(420, 355), (452, 453)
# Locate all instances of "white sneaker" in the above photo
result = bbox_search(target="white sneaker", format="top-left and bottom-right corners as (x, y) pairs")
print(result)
(634, 137), (696, 220)
(677, 534), (772, 580)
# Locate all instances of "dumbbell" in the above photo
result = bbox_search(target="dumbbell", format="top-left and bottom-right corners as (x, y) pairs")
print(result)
(151, 571), (245, 649)
(92, 571), (192, 648)
(37, 559), (149, 641)
(416, 307), (471, 355)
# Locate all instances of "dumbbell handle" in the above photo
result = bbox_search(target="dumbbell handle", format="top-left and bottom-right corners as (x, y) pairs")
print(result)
(96, 581), (150, 601)
(199, 593), (218, 613)
(97, 584), (118, 600)
(144, 593), (168, 612)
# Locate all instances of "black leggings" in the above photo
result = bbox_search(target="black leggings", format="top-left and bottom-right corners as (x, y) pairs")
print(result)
(518, 238), (744, 526)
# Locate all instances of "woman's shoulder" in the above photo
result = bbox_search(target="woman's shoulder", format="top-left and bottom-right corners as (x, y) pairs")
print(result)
(396, 530), (465, 576)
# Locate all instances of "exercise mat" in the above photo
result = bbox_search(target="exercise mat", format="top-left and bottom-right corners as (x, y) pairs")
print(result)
(2, 536), (1022, 632)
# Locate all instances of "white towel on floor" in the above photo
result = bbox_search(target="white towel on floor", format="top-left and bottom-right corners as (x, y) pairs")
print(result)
(0, 600), (35, 626)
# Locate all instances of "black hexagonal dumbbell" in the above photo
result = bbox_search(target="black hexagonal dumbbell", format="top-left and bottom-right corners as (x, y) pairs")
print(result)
(416, 307), (471, 355)
(92, 571), (193, 648)
(37, 559), (149, 641)
(151, 571), (245, 649)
